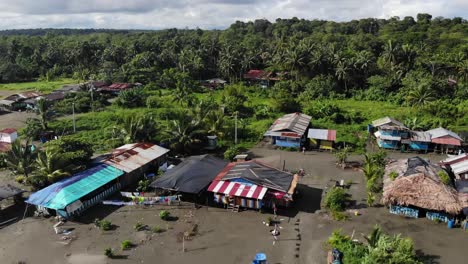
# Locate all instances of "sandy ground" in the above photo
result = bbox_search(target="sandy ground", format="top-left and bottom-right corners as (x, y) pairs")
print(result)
(0, 147), (467, 264)
(0, 111), (35, 130)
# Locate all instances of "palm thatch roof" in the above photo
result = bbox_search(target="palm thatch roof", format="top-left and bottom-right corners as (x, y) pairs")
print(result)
(382, 157), (462, 215)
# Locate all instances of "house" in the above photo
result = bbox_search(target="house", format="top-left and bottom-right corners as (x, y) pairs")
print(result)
(372, 117), (409, 150)
(98, 83), (136, 94)
(26, 163), (125, 219)
(150, 155), (228, 201)
(382, 157), (462, 218)
(264, 113), (312, 148)
(404, 131), (431, 152)
(0, 128), (17, 143)
(201, 78), (227, 89)
(102, 143), (170, 187)
(243, 70), (285, 88)
(307, 129), (336, 151)
(208, 160), (298, 210)
(0, 91), (42, 111)
(53, 84), (82, 94)
(426, 127), (463, 153)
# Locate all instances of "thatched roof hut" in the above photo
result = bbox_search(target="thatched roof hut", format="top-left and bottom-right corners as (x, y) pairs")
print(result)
(382, 157), (462, 215)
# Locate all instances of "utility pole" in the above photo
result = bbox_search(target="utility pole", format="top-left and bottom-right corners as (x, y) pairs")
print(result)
(72, 102), (76, 133)
(234, 111), (238, 145)
(90, 86), (94, 112)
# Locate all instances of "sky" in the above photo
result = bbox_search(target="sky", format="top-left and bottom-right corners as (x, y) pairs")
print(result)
(0, 0), (466, 30)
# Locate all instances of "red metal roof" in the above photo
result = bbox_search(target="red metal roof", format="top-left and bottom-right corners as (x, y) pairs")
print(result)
(432, 136), (462, 146)
(0, 128), (17, 134)
(207, 180), (268, 200)
(243, 70), (265, 80)
(327, 130), (337, 141)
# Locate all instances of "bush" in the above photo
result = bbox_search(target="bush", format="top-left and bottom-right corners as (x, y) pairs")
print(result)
(437, 170), (451, 185)
(159, 210), (170, 220)
(121, 240), (133, 250)
(324, 187), (348, 212)
(389, 171), (398, 181)
(146, 95), (160, 108)
(223, 145), (242, 161)
(15, 175), (26, 184)
(136, 179), (150, 192)
(95, 219), (112, 231)
(116, 88), (146, 108)
(134, 222), (145, 231)
(152, 225), (165, 233)
(104, 248), (114, 258)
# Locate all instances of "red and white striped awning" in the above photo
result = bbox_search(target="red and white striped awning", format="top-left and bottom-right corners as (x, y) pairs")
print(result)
(207, 180), (268, 200)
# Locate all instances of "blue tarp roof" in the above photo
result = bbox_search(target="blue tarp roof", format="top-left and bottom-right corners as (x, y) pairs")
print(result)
(26, 163), (124, 210)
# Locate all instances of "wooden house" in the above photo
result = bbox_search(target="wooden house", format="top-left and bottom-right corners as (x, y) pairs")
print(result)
(372, 117), (409, 150)
(426, 127), (463, 154)
(264, 113), (311, 148)
(307, 128), (336, 151)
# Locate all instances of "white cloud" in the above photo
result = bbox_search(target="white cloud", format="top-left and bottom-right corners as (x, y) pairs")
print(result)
(0, 0), (465, 30)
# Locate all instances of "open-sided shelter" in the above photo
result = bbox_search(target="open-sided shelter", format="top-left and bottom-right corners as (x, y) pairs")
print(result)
(307, 128), (336, 151)
(264, 113), (311, 148)
(150, 155), (228, 196)
(103, 143), (169, 187)
(26, 163), (124, 218)
(208, 160), (298, 210)
(382, 157), (462, 216)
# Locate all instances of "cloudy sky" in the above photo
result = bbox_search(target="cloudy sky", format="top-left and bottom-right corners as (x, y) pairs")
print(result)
(0, 0), (466, 30)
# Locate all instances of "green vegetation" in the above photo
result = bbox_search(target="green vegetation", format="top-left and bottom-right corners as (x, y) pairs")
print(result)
(134, 222), (146, 231)
(324, 187), (349, 220)
(95, 219), (113, 231)
(159, 210), (170, 221)
(151, 225), (165, 233)
(437, 170), (452, 185)
(389, 171), (399, 181)
(104, 248), (114, 258)
(362, 151), (387, 206)
(328, 226), (422, 264)
(334, 147), (351, 168)
(120, 240), (133, 250)
(0, 78), (76, 93)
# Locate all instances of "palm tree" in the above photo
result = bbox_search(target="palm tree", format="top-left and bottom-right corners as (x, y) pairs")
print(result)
(382, 40), (400, 66)
(5, 140), (37, 178)
(284, 48), (305, 80)
(36, 98), (49, 130)
(163, 113), (206, 153)
(335, 60), (351, 93)
(35, 149), (74, 183)
(365, 225), (383, 249)
(406, 84), (436, 107)
(112, 115), (157, 144)
(205, 109), (226, 138)
(334, 146), (351, 169)
(404, 117), (423, 130)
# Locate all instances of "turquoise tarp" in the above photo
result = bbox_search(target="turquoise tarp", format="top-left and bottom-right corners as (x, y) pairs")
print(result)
(26, 163), (124, 210)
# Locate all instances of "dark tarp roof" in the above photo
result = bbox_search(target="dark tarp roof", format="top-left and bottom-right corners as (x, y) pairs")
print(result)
(0, 184), (25, 201)
(220, 161), (293, 193)
(150, 155), (228, 194)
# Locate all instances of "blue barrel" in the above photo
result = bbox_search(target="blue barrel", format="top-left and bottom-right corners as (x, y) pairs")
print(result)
(448, 219), (455, 229)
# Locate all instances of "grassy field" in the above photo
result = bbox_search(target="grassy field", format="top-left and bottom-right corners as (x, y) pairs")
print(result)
(0, 78), (77, 94)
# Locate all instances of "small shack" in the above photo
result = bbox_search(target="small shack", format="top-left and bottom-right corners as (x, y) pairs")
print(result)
(26, 163), (124, 218)
(405, 131), (431, 152)
(0, 128), (17, 143)
(426, 127), (463, 154)
(103, 143), (169, 187)
(150, 155), (228, 201)
(382, 157), (462, 219)
(0, 91), (42, 111)
(372, 117), (409, 150)
(264, 113), (312, 148)
(307, 128), (336, 151)
(208, 160), (298, 210)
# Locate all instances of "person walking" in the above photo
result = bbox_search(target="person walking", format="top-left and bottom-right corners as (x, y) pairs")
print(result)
(271, 224), (280, 245)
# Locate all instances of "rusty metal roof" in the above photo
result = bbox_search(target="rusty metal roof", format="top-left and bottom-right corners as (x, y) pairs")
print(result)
(266, 113), (312, 136)
(104, 143), (169, 173)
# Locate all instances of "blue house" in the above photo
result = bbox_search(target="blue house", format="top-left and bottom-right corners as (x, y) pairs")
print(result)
(407, 131), (431, 152)
(372, 117), (409, 150)
(264, 113), (312, 148)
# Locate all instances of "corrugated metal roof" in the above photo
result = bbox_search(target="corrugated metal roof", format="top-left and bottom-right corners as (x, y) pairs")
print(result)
(266, 113), (311, 137)
(26, 164), (124, 210)
(0, 128), (17, 134)
(372, 117), (407, 128)
(104, 143), (169, 173)
(426, 127), (462, 141)
(441, 154), (468, 165)
(410, 131), (432, 142)
(308, 129), (336, 141)
(432, 137), (462, 146)
(208, 180), (268, 200)
(451, 160), (468, 175)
